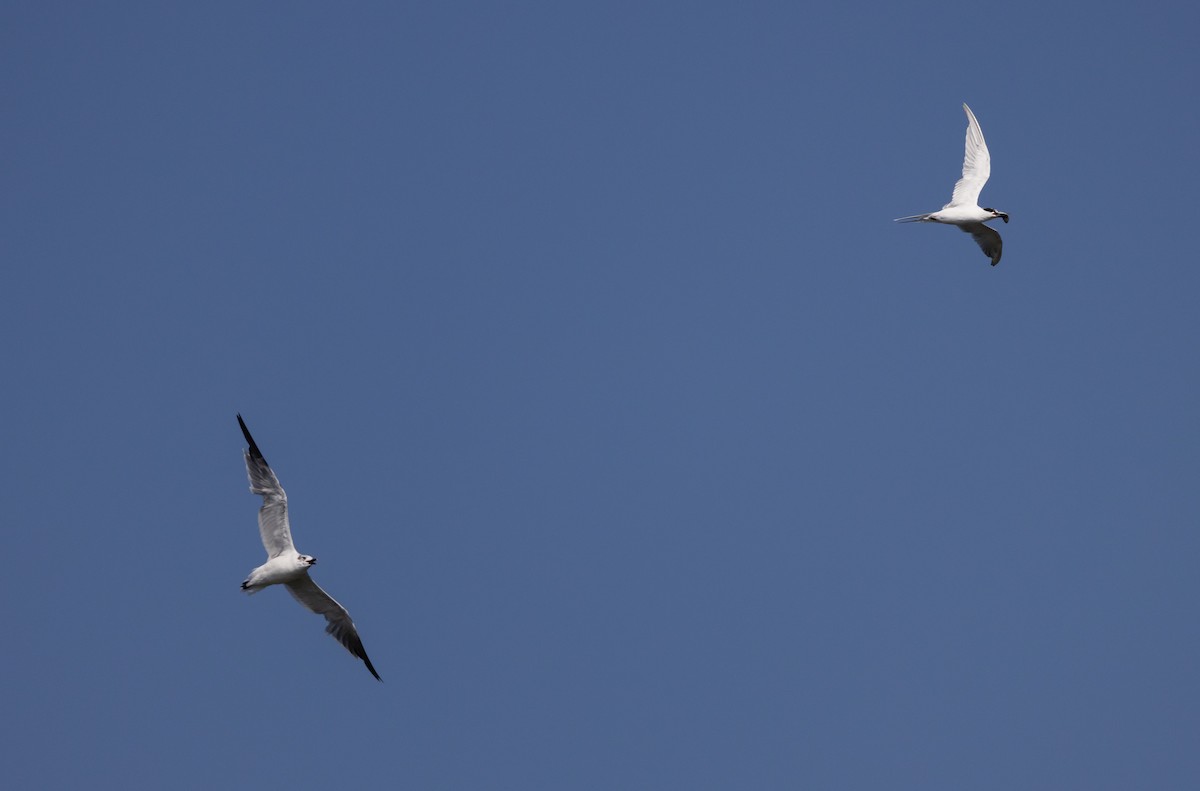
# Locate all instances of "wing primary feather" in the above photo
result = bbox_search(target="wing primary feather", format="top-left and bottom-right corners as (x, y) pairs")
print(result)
(959, 223), (1003, 266)
(286, 576), (383, 682)
(237, 415), (296, 558)
(947, 103), (992, 208)
(238, 413), (268, 466)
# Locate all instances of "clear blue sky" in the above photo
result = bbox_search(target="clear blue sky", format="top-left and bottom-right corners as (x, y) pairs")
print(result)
(4, 2), (1198, 788)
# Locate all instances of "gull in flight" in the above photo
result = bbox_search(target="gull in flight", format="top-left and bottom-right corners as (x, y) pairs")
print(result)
(895, 103), (1009, 266)
(237, 414), (382, 681)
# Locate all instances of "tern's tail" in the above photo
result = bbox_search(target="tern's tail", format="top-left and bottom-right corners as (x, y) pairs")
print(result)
(893, 213), (931, 223)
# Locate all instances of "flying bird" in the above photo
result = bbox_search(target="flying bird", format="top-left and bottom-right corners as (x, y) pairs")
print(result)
(237, 414), (381, 681)
(895, 103), (1009, 265)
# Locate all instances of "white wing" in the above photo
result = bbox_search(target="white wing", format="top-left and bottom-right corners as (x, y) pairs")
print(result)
(946, 103), (991, 208)
(286, 575), (382, 681)
(238, 415), (296, 559)
(959, 222), (1003, 266)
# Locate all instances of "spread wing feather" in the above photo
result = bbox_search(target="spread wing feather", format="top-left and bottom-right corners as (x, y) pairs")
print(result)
(960, 222), (1003, 266)
(286, 575), (382, 681)
(239, 415), (296, 559)
(947, 103), (991, 208)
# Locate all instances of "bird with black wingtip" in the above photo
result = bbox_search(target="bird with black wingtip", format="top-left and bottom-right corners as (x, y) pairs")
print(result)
(237, 414), (382, 681)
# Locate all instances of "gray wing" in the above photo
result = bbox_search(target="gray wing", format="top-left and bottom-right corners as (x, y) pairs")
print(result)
(238, 415), (296, 559)
(286, 575), (382, 681)
(947, 103), (991, 208)
(960, 222), (1003, 266)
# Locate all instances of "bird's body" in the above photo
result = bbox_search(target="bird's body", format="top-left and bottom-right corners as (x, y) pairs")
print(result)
(237, 414), (382, 681)
(895, 103), (1009, 266)
(241, 553), (312, 591)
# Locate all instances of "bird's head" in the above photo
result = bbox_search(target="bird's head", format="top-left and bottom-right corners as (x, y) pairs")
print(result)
(298, 554), (317, 567)
(984, 207), (1009, 223)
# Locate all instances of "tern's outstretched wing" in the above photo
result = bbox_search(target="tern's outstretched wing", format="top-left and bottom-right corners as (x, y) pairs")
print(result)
(238, 414), (296, 559)
(286, 575), (382, 681)
(946, 103), (991, 209)
(960, 222), (1003, 266)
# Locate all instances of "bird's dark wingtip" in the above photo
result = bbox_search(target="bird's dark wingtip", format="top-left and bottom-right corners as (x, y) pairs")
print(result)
(338, 627), (383, 681)
(237, 414), (266, 462)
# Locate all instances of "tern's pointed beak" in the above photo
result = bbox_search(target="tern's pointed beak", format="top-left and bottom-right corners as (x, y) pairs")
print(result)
(999, 213), (1010, 223)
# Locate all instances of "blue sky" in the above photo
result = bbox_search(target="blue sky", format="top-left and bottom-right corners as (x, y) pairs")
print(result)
(4, 1), (1199, 788)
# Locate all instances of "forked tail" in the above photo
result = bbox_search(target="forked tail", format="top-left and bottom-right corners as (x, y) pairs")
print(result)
(893, 213), (931, 223)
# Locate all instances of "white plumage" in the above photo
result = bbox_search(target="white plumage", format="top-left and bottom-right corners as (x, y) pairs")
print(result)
(895, 103), (1009, 266)
(238, 414), (381, 681)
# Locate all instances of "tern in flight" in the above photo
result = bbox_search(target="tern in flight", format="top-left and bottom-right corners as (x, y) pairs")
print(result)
(237, 414), (382, 681)
(895, 103), (1009, 265)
